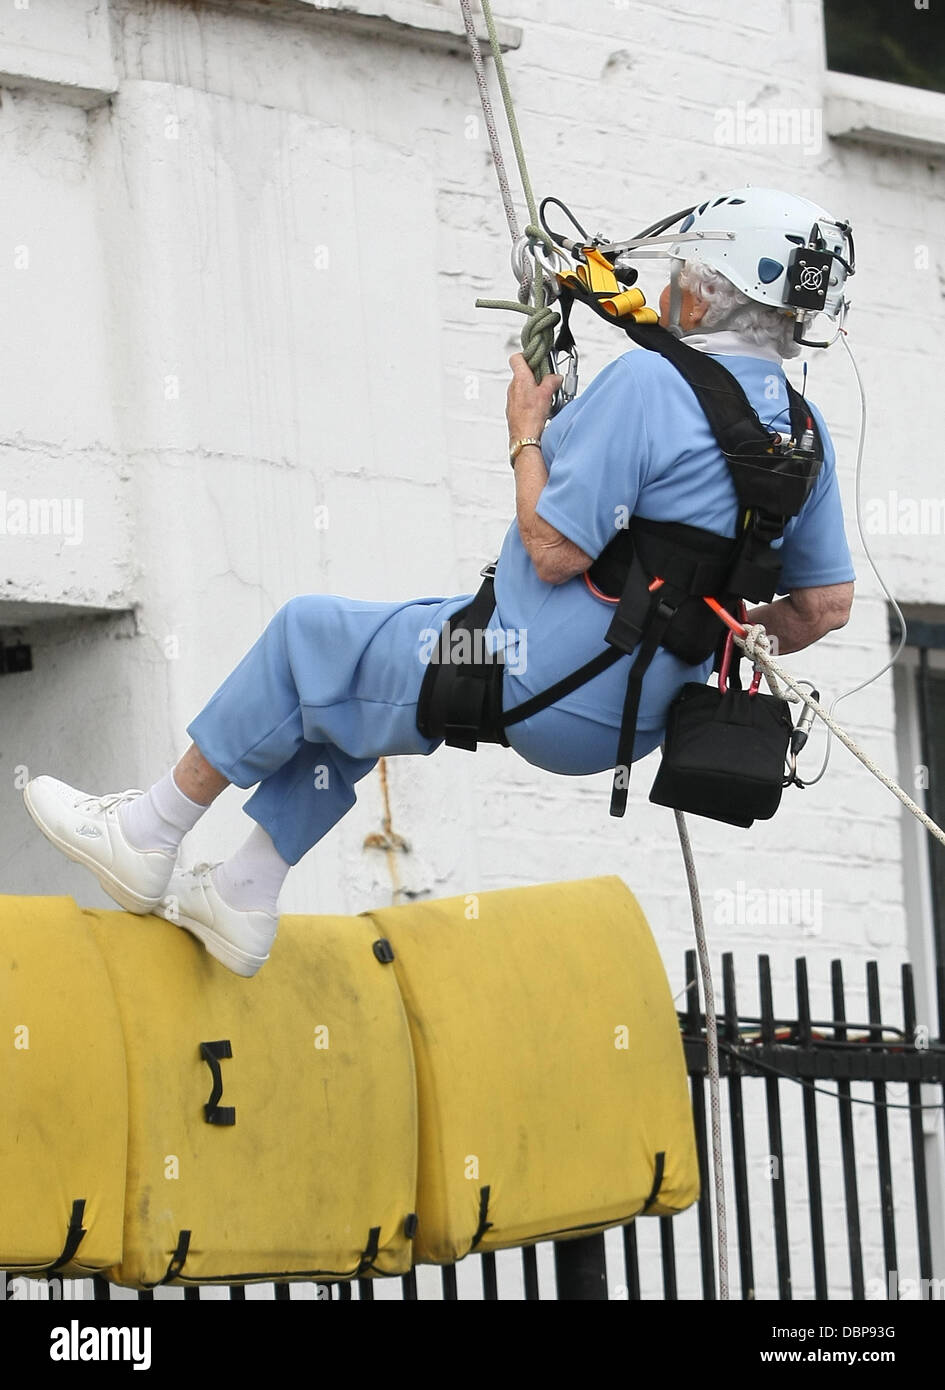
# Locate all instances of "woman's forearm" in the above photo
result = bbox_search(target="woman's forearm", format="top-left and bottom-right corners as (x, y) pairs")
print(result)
(505, 355), (590, 584)
(512, 442), (550, 548)
(742, 596), (812, 655)
(512, 444), (591, 584)
(744, 588), (851, 656)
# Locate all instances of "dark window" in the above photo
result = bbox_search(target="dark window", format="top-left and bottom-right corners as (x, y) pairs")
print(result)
(895, 605), (945, 1022)
(823, 0), (945, 96)
(917, 653), (945, 997)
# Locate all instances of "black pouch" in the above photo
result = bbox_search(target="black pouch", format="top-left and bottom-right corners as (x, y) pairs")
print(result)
(648, 642), (794, 828)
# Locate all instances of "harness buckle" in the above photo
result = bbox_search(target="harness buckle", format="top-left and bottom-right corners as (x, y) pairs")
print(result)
(480, 562), (497, 580)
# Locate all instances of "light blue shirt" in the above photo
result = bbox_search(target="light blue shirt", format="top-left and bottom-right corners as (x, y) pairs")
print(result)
(493, 346), (855, 732)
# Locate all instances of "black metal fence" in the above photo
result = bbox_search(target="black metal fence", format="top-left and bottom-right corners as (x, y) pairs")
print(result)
(675, 950), (945, 1302)
(5, 952), (945, 1302)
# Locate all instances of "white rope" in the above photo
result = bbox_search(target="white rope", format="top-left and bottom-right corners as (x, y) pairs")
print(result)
(740, 626), (945, 849)
(797, 332), (908, 788)
(455, 0), (733, 1297)
(456, 0), (528, 286)
(674, 810), (729, 1300)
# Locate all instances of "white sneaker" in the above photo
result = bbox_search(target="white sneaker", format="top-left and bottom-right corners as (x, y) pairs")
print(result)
(23, 776), (177, 914)
(155, 863), (277, 978)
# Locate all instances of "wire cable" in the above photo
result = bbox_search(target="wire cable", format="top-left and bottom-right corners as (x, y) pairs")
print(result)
(795, 330), (907, 786)
(675, 810), (730, 1299)
(701, 1036), (945, 1111)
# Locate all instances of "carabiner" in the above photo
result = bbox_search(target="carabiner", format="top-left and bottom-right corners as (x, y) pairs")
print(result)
(511, 233), (567, 301)
(548, 345), (579, 417)
(558, 345), (579, 404)
(510, 233), (533, 298)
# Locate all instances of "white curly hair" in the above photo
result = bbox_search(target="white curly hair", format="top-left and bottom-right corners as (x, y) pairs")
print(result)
(677, 260), (802, 359)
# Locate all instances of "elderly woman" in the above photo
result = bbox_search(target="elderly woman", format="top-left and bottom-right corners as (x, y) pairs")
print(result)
(25, 188), (855, 977)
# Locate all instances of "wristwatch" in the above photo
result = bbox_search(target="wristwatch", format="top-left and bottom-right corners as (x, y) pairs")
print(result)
(509, 437), (543, 466)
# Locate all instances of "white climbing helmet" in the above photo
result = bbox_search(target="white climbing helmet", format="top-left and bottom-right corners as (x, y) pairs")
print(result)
(665, 186), (854, 323)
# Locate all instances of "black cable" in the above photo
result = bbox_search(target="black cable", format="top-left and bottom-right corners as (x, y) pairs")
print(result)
(633, 205), (696, 239)
(678, 997), (918, 1046)
(539, 198), (696, 250)
(539, 195), (588, 245)
(683, 1034), (945, 1112)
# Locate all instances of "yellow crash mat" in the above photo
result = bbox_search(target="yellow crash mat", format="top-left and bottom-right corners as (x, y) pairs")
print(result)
(85, 910), (419, 1287)
(364, 876), (699, 1263)
(0, 896), (127, 1275)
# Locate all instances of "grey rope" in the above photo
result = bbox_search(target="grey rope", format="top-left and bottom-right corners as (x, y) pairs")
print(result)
(457, 0), (559, 379)
(456, 0), (523, 253)
(740, 626), (945, 848)
(456, 0), (731, 1293)
(675, 810), (730, 1300)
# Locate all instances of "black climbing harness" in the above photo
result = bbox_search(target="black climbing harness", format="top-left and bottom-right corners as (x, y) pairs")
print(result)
(416, 289), (824, 823)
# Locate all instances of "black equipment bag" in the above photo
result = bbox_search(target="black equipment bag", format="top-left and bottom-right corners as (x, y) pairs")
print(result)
(648, 673), (794, 829)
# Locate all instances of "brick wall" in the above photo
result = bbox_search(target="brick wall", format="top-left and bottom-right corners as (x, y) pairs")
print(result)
(0, 0), (942, 1297)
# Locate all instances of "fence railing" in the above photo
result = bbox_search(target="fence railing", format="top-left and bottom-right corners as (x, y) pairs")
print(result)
(675, 950), (945, 1302)
(5, 952), (944, 1302)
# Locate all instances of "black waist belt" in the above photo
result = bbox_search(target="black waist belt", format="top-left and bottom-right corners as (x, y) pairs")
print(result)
(416, 573), (511, 752)
(415, 571), (661, 813)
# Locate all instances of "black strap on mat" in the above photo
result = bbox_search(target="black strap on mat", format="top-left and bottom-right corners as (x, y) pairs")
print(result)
(45, 1198), (88, 1273)
(144, 1228), (192, 1287)
(470, 1186), (493, 1251)
(200, 1040), (236, 1126)
(641, 1152), (667, 1214)
(355, 1226), (382, 1277)
(145, 1226), (385, 1287)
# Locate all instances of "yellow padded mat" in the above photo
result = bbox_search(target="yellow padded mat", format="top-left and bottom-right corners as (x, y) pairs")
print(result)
(0, 896), (127, 1276)
(1, 878), (696, 1283)
(364, 876), (699, 1264)
(84, 910), (419, 1287)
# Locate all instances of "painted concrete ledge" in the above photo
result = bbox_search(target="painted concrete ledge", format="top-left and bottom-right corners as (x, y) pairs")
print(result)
(219, 0), (522, 55)
(0, 599), (134, 626)
(825, 71), (945, 157)
(0, 0), (520, 108)
(0, 54), (118, 109)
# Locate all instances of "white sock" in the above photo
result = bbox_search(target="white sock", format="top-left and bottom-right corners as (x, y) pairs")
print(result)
(212, 823), (290, 917)
(119, 769), (208, 855)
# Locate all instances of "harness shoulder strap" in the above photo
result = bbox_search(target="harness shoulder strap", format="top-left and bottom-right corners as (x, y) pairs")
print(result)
(556, 289), (779, 462)
(616, 320), (778, 460)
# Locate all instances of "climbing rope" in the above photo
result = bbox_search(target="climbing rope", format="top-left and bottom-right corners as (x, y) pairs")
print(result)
(456, 0), (732, 1299)
(456, 0), (523, 254)
(675, 810), (730, 1300)
(736, 622), (945, 848)
(457, 0), (560, 379)
(455, 7), (945, 1298)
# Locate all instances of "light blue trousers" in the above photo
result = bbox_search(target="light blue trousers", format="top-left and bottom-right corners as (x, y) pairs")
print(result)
(187, 594), (661, 864)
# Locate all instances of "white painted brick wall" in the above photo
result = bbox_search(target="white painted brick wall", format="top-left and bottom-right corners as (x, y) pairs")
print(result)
(0, 0), (942, 1298)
